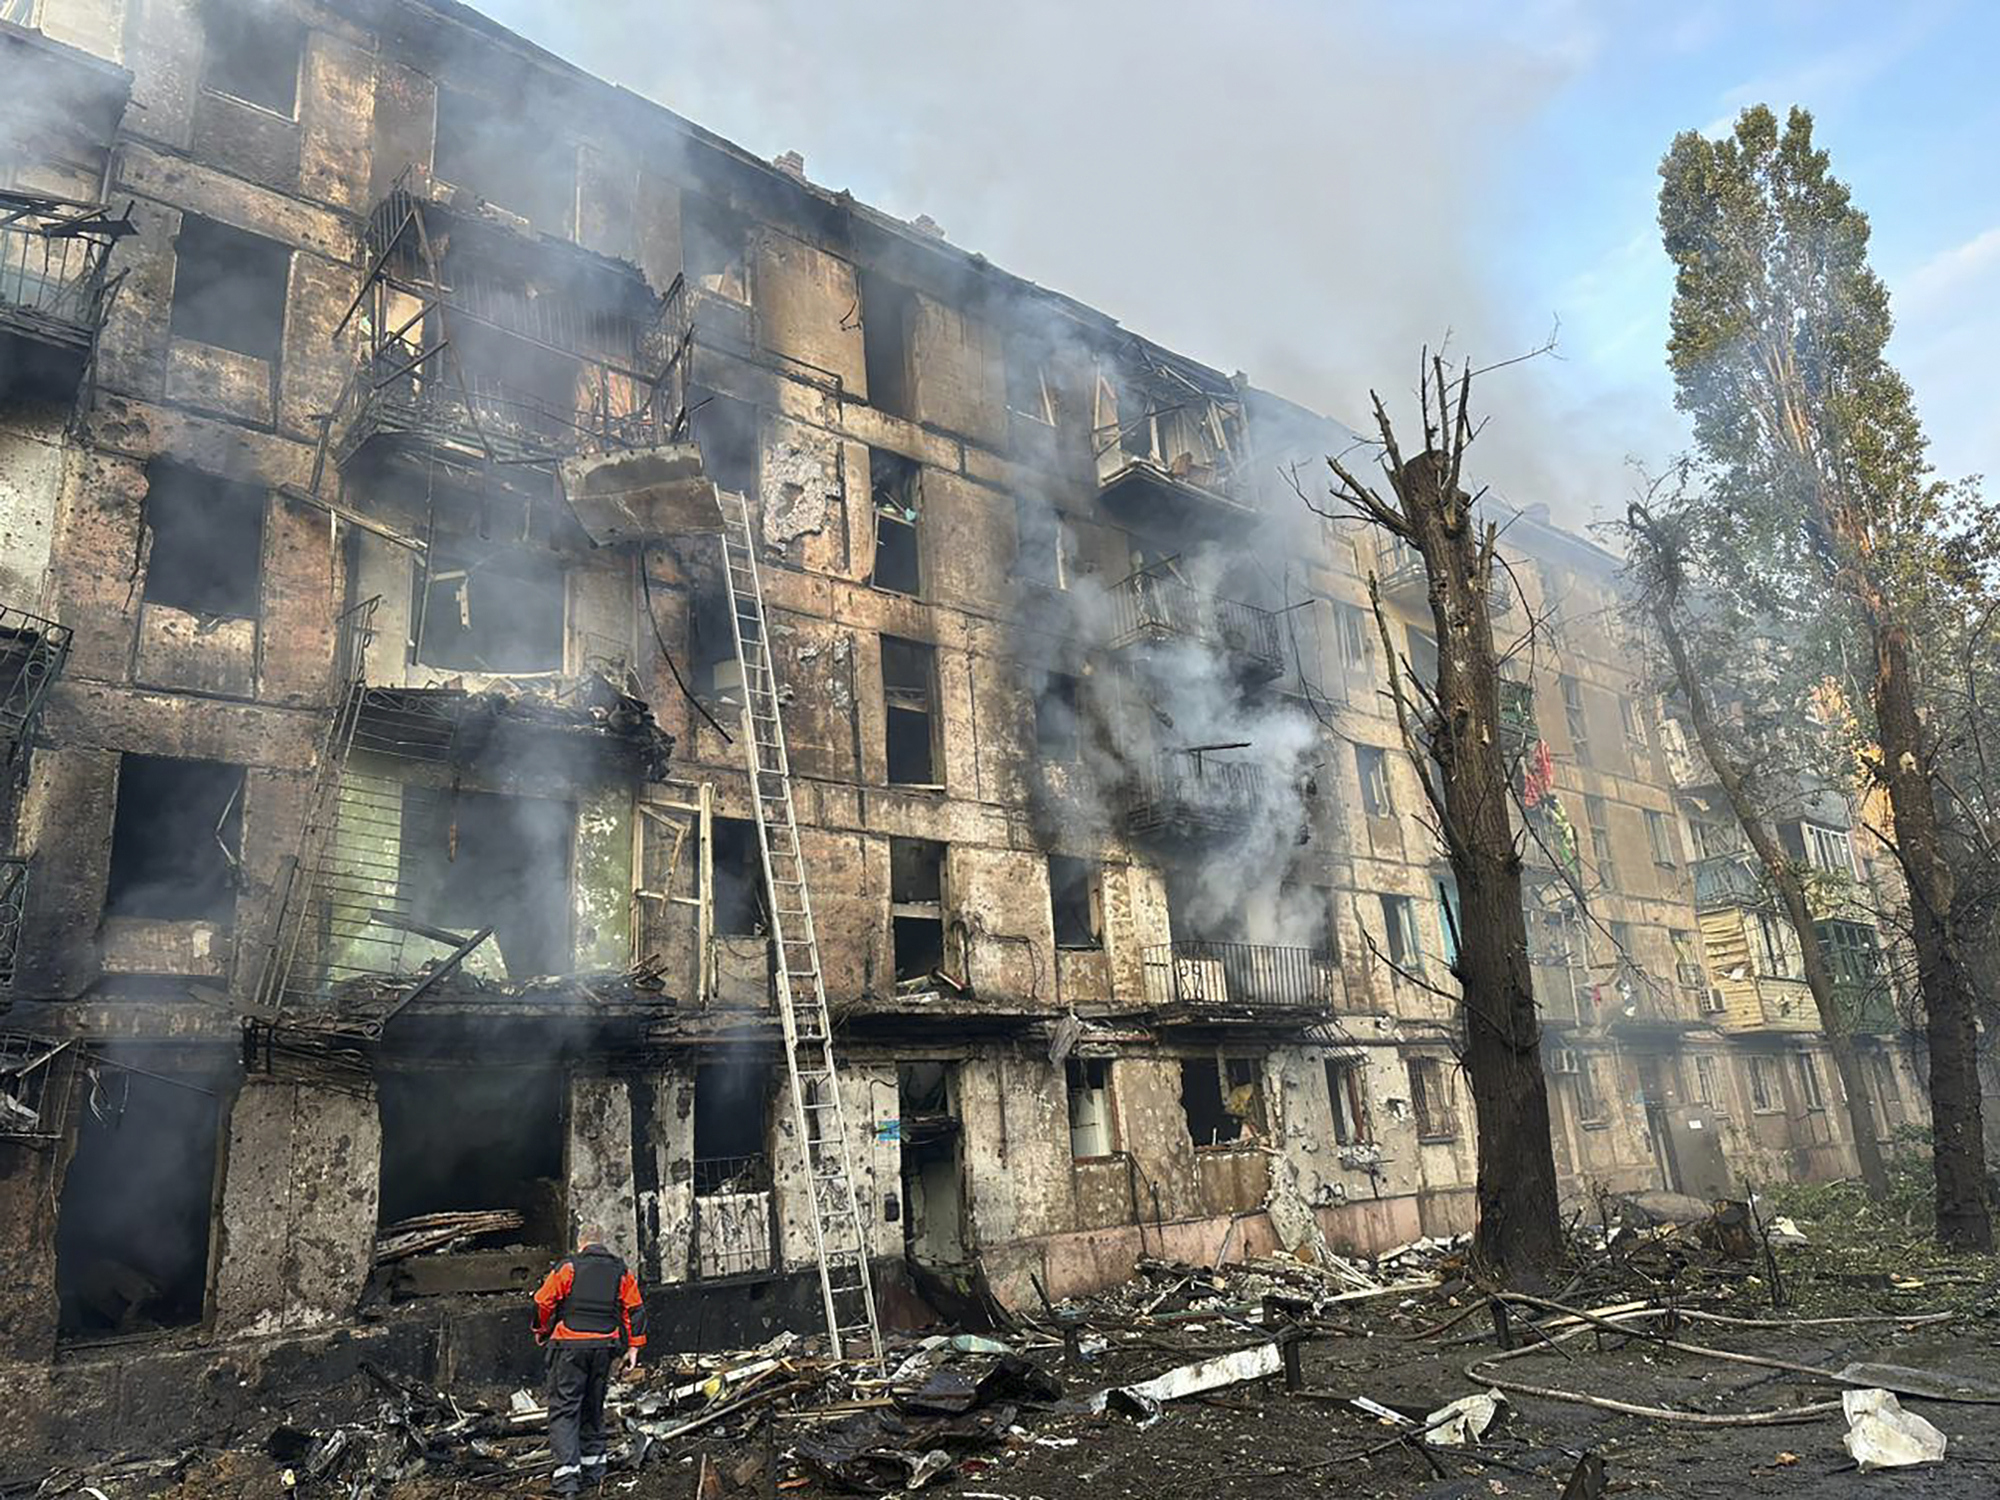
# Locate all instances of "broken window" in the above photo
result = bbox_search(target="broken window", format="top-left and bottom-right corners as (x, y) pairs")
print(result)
(1646, 809), (1677, 868)
(682, 194), (749, 303)
(1561, 675), (1591, 766)
(377, 1066), (564, 1249)
(1793, 1052), (1826, 1112)
(142, 462), (265, 619)
(1049, 855), (1100, 949)
(105, 754), (243, 925)
(711, 815), (765, 937)
(1586, 795), (1615, 889)
(1035, 672), (1081, 761)
(1379, 893), (1420, 968)
(1575, 1057), (1608, 1125)
(1619, 695), (1647, 750)
(1013, 496), (1073, 590)
(1179, 1058), (1237, 1148)
(200, 0), (303, 115)
(689, 387), (758, 497)
(433, 84), (574, 233)
(413, 542), (565, 675)
(1326, 1059), (1369, 1145)
(170, 214), (290, 362)
(1407, 1056), (1457, 1140)
(1005, 337), (1057, 424)
(1066, 1058), (1112, 1157)
(1746, 1054), (1781, 1112)
(868, 449), (922, 596)
(693, 1059), (772, 1194)
(859, 269), (915, 418)
(890, 836), (945, 986)
(55, 1069), (220, 1340)
(1356, 744), (1391, 818)
(398, 788), (573, 979)
(882, 636), (938, 786)
(1334, 602), (1373, 672)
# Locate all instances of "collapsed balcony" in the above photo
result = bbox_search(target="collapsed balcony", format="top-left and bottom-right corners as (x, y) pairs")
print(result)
(1142, 940), (1345, 1024)
(1092, 346), (1255, 534)
(1123, 751), (1269, 840)
(1107, 569), (1283, 681)
(0, 192), (131, 402)
(325, 171), (685, 491)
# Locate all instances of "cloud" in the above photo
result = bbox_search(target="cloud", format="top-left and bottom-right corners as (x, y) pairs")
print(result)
(1897, 224), (2000, 318)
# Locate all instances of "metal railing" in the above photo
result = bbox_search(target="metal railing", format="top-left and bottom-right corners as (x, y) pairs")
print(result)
(0, 606), (71, 755)
(1142, 940), (1343, 1016)
(1375, 537), (1428, 604)
(1107, 572), (1283, 674)
(0, 857), (27, 991)
(0, 195), (124, 346)
(1693, 852), (1763, 909)
(1124, 752), (1269, 836)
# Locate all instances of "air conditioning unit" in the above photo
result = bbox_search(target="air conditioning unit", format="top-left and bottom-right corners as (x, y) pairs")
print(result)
(1703, 987), (1728, 1014)
(1551, 1048), (1581, 1075)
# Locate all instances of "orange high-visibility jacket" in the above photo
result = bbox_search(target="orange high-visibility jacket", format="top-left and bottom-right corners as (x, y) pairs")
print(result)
(532, 1244), (647, 1347)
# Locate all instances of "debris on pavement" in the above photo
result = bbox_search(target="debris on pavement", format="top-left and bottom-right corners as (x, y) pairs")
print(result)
(1422, 1388), (1506, 1446)
(1843, 1388), (1948, 1470)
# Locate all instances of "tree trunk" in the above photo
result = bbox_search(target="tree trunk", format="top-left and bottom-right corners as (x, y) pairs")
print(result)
(1635, 541), (1891, 1198)
(1873, 619), (1991, 1248)
(1401, 451), (1562, 1278)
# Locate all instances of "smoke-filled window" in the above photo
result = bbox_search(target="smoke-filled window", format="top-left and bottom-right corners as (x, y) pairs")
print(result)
(141, 462), (265, 619)
(1066, 1058), (1112, 1157)
(105, 754), (243, 925)
(200, 0), (303, 117)
(711, 815), (765, 937)
(689, 387), (759, 497)
(693, 1059), (772, 1194)
(859, 269), (915, 418)
(1355, 744), (1391, 818)
(1378, 893), (1421, 969)
(1035, 672), (1081, 761)
(682, 195), (749, 304)
(413, 542), (564, 675)
(889, 836), (945, 986)
(1005, 338), (1057, 425)
(1048, 855), (1100, 949)
(397, 788), (573, 979)
(169, 214), (290, 362)
(868, 448), (922, 596)
(55, 1069), (220, 1341)
(377, 1066), (564, 1252)
(1326, 1059), (1369, 1145)
(432, 84), (575, 235)
(1013, 496), (1072, 591)
(881, 637), (938, 786)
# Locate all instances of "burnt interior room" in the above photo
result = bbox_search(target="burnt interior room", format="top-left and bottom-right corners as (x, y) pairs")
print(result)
(1179, 1057), (1241, 1148)
(881, 636), (937, 786)
(1049, 855), (1099, 948)
(711, 815), (765, 936)
(446, 317), (583, 440)
(197, 0), (303, 115)
(857, 269), (914, 418)
(432, 82), (574, 234)
(412, 539), (565, 675)
(55, 1069), (220, 1341)
(168, 214), (290, 363)
(142, 462), (265, 618)
(692, 1058), (771, 1194)
(687, 387), (759, 497)
(1035, 671), (1082, 760)
(681, 196), (748, 303)
(397, 786), (572, 979)
(377, 1065), (564, 1244)
(897, 1062), (964, 1267)
(868, 448), (921, 596)
(104, 754), (243, 925)
(889, 836), (944, 986)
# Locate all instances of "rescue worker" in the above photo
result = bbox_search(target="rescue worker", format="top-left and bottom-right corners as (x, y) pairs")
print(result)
(531, 1224), (647, 1495)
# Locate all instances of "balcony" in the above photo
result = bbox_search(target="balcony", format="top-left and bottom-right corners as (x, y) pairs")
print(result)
(1693, 852), (1764, 909)
(1094, 352), (1255, 535)
(0, 192), (130, 402)
(1124, 752), (1269, 840)
(1375, 537), (1429, 608)
(1108, 572), (1283, 681)
(1532, 956), (1589, 1026)
(0, 605), (71, 756)
(1142, 940), (1343, 1023)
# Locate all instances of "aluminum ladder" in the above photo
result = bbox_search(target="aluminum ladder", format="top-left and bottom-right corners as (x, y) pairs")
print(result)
(716, 487), (883, 1364)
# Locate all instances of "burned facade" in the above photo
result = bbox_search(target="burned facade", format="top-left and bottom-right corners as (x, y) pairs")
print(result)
(0, 0), (1922, 1460)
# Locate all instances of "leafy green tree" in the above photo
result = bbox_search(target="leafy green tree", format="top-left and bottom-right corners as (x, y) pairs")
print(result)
(1658, 105), (1990, 1247)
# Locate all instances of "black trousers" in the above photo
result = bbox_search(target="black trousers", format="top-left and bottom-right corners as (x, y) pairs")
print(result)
(547, 1343), (617, 1490)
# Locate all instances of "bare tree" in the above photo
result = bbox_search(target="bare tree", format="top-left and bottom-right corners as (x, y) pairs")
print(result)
(1625, 497), (1891, 1199)
(1310, 355), (1562, 1278)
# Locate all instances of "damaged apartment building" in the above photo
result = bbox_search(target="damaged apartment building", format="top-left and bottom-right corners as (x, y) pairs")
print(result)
(0, 0), (1922, 1453)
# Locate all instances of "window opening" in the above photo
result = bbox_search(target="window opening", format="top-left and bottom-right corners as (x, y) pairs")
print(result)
(693, 1059), (772, 1194)
(105, 755), (244, 925)
(200, 0), (303, 115)
(890, 836), (945, 986)
(170, 214), (290, 362)
(1326, 1058), (1369, 1145)
(413, 542), (564, 675)
(882, 636), (938, 785)
(398, 787), (573, 979)
(377, 1066), (564, 1251)
(868, 449), (922, 596)
(1066, 1058), (1112, 1157)
(142, 462), (265, 619)
(1049, 855), (1101, 949)
(859, 270), (915, 418)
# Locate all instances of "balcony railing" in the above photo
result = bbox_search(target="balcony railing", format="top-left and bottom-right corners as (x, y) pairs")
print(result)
(1531, 956), (1588, 1025)
(0, 606), (71, 755)
(1375, 537), (1428, 607)
(0, 857), (27, 991)
(0, 193), (129, 399)
(1107, 573), (1283, 678)
(1693, 852), (1764, 909)
(1124, 753), (1269, 838)
(1142, 940), (1343, 1019)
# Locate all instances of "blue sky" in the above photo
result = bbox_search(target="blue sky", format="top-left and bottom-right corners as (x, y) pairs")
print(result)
(473, 0), (1997, 527)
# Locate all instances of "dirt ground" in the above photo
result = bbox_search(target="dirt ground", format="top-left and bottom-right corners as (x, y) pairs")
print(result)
(38, 1173), (2000, 1500)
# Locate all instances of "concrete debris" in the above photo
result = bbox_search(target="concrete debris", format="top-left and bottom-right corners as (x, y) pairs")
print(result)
(1842, 1388), (1947, 1470)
